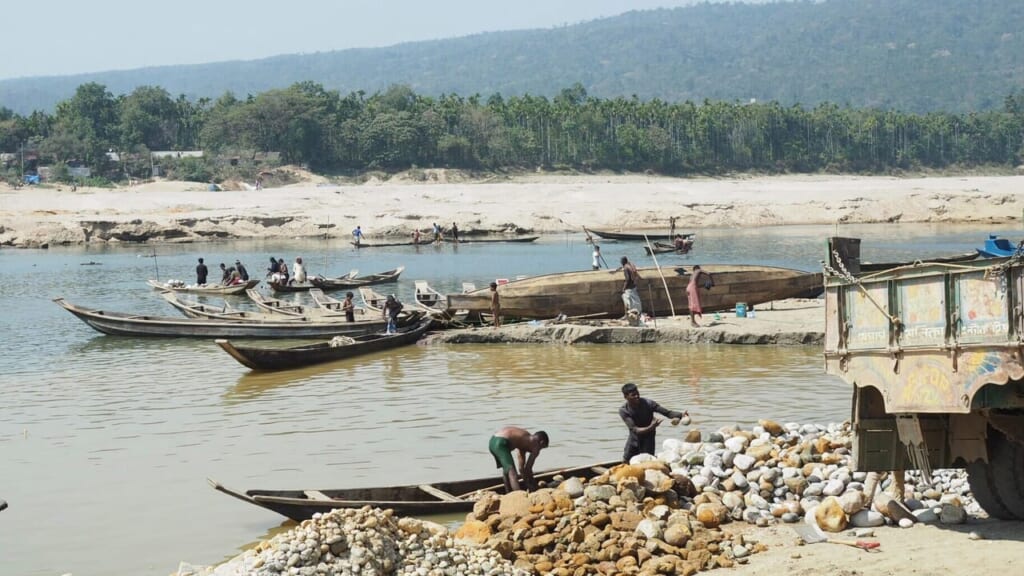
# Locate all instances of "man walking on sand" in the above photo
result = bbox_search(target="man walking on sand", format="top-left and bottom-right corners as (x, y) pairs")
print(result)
(488, 426), (549, 492)
(619, 383), (688, 463)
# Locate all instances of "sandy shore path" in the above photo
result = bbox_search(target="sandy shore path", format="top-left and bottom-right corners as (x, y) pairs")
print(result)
(2, 172), (1024, 246)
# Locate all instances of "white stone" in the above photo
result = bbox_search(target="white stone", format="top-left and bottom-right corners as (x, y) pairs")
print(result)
(849, 509), (885, 528)
(733, 454), (756, 472)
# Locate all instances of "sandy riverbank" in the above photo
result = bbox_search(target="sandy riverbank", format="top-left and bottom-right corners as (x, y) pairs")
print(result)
(2, 171), (1024, 246)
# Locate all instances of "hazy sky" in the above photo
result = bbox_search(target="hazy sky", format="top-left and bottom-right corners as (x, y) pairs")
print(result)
(0, 0), (717, 80)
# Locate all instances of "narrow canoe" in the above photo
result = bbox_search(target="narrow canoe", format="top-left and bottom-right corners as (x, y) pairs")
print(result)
(216, 319), (433, 371)
(352, 240), (435, 248)
(161, 291), (308, 321)
(446, 265), (823, 319)
(449, 236), (540, 244)
(643, 240), (693, 256)
(310, 267), (405, 291)
(54, 298), (393, 338)
(585, 227), (694, 242)
(147, 278), (259, 295)
(208, 459), (617, 520)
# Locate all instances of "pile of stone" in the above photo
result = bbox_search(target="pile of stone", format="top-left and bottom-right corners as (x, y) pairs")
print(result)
(191, 420), (979, 576)
(194, 506), (528, 576)
(454, 463), (761, 576)
(651, 419), (975, 532)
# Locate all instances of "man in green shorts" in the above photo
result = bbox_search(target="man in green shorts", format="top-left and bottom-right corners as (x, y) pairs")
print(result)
(489, 426), (550, 492)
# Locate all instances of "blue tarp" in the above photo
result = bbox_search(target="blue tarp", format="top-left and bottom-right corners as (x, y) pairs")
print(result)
(23, 174), (40, 185)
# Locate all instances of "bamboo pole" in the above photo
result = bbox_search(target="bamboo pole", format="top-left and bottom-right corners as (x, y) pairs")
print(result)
(644, 234), (676, 317)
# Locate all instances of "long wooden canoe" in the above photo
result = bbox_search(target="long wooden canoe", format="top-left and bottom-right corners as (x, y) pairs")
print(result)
(643, 240), (693, 256)
(147, 278), (259, 295)
(450, 236), (540, 244)
(54, 298), (393, 338)
(310, 267), (405, 291)
(446, 265), (823, 319)
(585, 227), (694, 242)
(215, 319), (433, 371)
(208, 459), (617, 520)
(353, 239), (435, 248)
(161, 291), (309, 321)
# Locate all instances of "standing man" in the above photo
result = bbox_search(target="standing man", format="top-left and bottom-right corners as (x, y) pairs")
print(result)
(292, 257), (307, 284)
(219, 262), (234, 284)
(352, 226), (364, 246)
(235, 260), (249, 281)
(620, 256), (642, 316)
(451, 222), (460, 243)
(592, 245), (604, 270)
(195, 258), (208, 285)
(382, 294), (403, 334)
(489, 282), (502, 328)
(342, 292), (356, 322)
(432, 222), (442, 243)
(618, 383), (687, 463)
(488, 426), (549, 492)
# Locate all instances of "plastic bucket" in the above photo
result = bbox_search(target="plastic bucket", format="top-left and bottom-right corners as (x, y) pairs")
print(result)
(735, 302), (748, 318)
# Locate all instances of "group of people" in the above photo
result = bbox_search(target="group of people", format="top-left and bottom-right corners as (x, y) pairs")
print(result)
(612, 253), (712, 328)
(358, 222), (460, 246)
(194, 258), (251, 286)
(488, 382), (688, 492)
(266, 256), (308, 285)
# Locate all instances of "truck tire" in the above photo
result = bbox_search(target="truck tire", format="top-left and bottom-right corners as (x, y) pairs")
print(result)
(988, 430), (1024, 520)
(966, 459), (1015, 520)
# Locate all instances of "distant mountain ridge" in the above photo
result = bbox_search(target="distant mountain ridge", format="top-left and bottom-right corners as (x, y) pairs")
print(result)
(2, 0), (1022, 114)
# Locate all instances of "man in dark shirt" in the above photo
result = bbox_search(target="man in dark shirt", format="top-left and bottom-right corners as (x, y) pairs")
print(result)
(618, 382), (687, 463)
(195, 258), (208, 285)
(235, 260), (249, 281)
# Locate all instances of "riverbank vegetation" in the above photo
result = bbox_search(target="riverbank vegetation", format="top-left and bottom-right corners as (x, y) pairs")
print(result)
(2, 82), (1023, 186)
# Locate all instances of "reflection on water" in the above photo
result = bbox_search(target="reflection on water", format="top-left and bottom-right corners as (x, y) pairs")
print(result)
(0, 222), (1012, 576)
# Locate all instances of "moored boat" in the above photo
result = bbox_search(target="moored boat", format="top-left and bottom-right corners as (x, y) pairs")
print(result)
(215, 319), (434, 371)
(643, 239), (694, 256)
(860, 251), (981, 272)
(977, 234), (1020, 258)
(208, 460), (616, 521)
(585, 227), (693, 242)
(54, 297), (395, 338)
(161, 291), (307, 321)
(446, 265), (823, 319)
(147, 278), (259, 295)
(310, 267), (405, 291)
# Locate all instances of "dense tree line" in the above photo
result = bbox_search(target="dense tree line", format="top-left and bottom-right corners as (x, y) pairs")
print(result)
(2, 81), (1023, 184)
(2, 0), (1022, 115)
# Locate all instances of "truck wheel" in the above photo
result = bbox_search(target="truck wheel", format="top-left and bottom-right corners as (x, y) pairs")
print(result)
(966, 459), (1015, 520)
(988, 430), (1024, 520)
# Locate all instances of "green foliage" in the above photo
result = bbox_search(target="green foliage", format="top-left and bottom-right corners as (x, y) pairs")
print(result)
(165, 156), (213, 183)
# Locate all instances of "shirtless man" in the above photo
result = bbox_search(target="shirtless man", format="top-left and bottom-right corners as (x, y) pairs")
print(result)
(488, 426), (549, 492)
(489, 282), (502, 328)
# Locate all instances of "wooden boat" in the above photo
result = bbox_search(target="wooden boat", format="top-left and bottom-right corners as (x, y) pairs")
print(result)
(146, 278), (259, 295)
(446, 265), (824, 319)
(216, 319), (433, 371)
(54, 298), (394, 338)
(0, 499), (6, 512)
(585, 227), (694, 242)
(310, 267), (405, 291)
(355, 286), (388, 313)
(161, 291), (308, 321)
(413, 281), (447, 313)
(977, 234), (1019, 258)
(352, 239), (434, 248)
(208, 460), (617, 521)
(450, 236), (540, 244)
(643, 239), (694, 256)
(248, 288), (383, 322)
(269, 270), (359, 293)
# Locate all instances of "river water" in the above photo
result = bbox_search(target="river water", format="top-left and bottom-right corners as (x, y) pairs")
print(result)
(0, 222), (1016, 576)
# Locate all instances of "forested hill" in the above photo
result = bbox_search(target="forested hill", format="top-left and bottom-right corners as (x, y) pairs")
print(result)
(2, 0), (1022, 115)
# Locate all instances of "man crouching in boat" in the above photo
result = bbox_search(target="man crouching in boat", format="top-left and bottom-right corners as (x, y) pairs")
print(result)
(489, 426), (549, 492)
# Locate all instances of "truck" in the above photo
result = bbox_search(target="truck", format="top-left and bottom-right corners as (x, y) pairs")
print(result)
(824, 237), (1024, 519)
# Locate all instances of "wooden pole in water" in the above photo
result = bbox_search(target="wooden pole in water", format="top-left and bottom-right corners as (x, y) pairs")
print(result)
(644, 234), (676, 317)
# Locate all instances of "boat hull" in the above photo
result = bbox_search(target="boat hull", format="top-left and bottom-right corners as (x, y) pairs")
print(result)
(586, 228), (693, 242)
(55, 298), (392, 338)
(147, 279), (259, 295)
(216, 320), (432, 370)
(446, 265), (823, 319)
(310, 267), (405, 291)
(210, 460), (616, 521)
